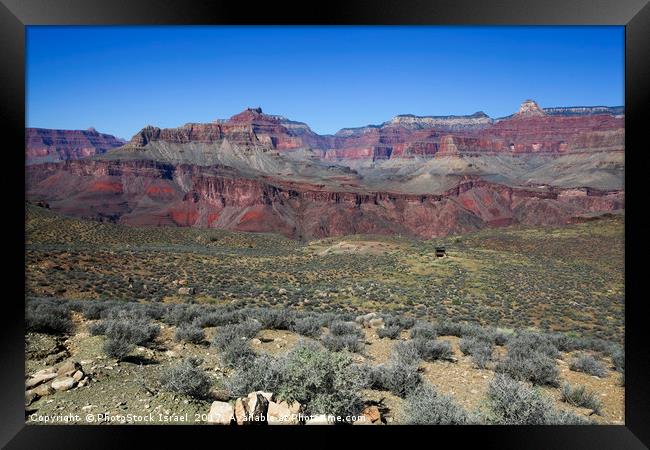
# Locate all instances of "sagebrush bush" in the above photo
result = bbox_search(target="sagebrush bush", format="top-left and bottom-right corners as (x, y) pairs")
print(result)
(486, 375), (589, 425)
(225, 353), (286, 397)
(495, 351), (559, 386)
(569, 353), (607, 377)
(413, 338), (453, 362)
(160, 357), (212, 399)
(507, 331), (559, 359)
(174, 322), (205, 343)
(212, 320), (261, 350)
(611, 346), (624, 373)
(88, 321), (107, 336)
(291, 316), (322, 338)
(194, 309), (244, 328)
(459, 337), (493, 369)
(254, 308), (295, 330)
(277, 342), (366, 417)
(560, 383), (602, 414)
(368, 342), (421, 397)
(384, 314), (415, 330)
(405, 383), (471, 424)
(322, 333), (363, 353)
(377, 325), (401, 339)
(26, 299), (73, 334)
(220, 338), (256, 368)
(494, 331), (509, 346)
(164, 304), (203, 326)
(102, 313), (160, 360)
(329, 320), (362, 337)
(410, 322), (437, 340)
(81, 301), (108, 320)
(435, 321), (463, 337)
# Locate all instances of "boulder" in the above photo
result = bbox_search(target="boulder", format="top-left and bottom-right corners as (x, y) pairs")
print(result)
(51, 376), (76, 392)
(267, 401), (299, 425)
(246, 392), (269, 424)
(72, 370), (84, 382)
(177, 287), (195, 295)
(207, 401), (234, 425)
(281, 400), (301, 415)
(30, 383), (55, 398)
(25, 391), (37, 406)
(25, 371), (58, 389)
(57, 360), (81, 377)
(235, 392), (270, 424)
(356, 313), (383, 329)
(234, 398), (247, 425)
(361, 405), (381, 424)
(32, 367), (56, 377)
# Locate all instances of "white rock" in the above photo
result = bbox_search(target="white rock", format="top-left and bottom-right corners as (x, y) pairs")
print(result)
(72, 370), (84, 382)
(51, 377), (76, 392)
(267, 401), (298, 425)
(207, 401), (234, 425)
(25, 372), (58, 389)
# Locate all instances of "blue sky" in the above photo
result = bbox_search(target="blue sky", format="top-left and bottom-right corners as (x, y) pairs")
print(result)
(26, 26), (624, 139)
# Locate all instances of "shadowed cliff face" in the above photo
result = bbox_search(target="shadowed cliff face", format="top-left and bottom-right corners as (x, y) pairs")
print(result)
(24, 100), (625, 239)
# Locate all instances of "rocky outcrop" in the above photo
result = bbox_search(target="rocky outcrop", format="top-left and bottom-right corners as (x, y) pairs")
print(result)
(26, 128), (125, 164)
(25, 360), (89, 405)
(24, 100), (624, 239)
(116, 100), (623, 164)
(25, 159), (624, 240)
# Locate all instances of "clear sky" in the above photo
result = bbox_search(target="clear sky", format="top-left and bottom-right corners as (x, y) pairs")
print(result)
(26, 26), (624, 139)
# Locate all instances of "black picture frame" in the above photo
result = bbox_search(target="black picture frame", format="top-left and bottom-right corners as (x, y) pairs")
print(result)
(2, 0), (648, 447)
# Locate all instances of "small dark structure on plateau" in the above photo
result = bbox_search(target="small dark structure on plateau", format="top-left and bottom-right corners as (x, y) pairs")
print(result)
(435, 246), (446, 257)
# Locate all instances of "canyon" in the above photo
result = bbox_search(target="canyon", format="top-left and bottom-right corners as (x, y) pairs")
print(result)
(25, 100), (624, 240)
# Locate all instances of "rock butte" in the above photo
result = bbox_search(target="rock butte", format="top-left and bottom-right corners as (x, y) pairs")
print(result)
(25, 128), (126, 164)
(25, 100), (624, 240)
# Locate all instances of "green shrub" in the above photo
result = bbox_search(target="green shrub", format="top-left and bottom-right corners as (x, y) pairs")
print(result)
(225, 354), (285, 397)
(212, 320), (261, 350)
(26, 299), (73, 335)
(322, 334), (363, 353)
(486, 375), (589, 425)
(405, 383), (471, 424)
(410, 322), (437, 340)
(560, 383), (602, 414)
(435, 321), (463, 337)
(459, 337), (493, 369)
(377, 325), (401, 339)
(102, 313), (160, 360)
(276, 342), (366, 417)
(495, 351), (559, 386)
(220, 338), (256, 368)
(569, 353), (607, 377)
(254, 308), (295, 330)
(174, 323), (205, 343)
(160, 357), (212, 399)
(413, 338), (453, 362)
(368, 342), (421, 397)
(291, 316), (322, 338)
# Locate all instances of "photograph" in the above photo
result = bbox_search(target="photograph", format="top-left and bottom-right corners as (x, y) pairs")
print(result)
(23, 25), (626, 426)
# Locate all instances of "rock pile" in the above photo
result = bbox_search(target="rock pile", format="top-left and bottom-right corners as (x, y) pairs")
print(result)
(25, 359), (90, 406)
(207, 391), (301, 425)
(206, 391), (382, 425)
